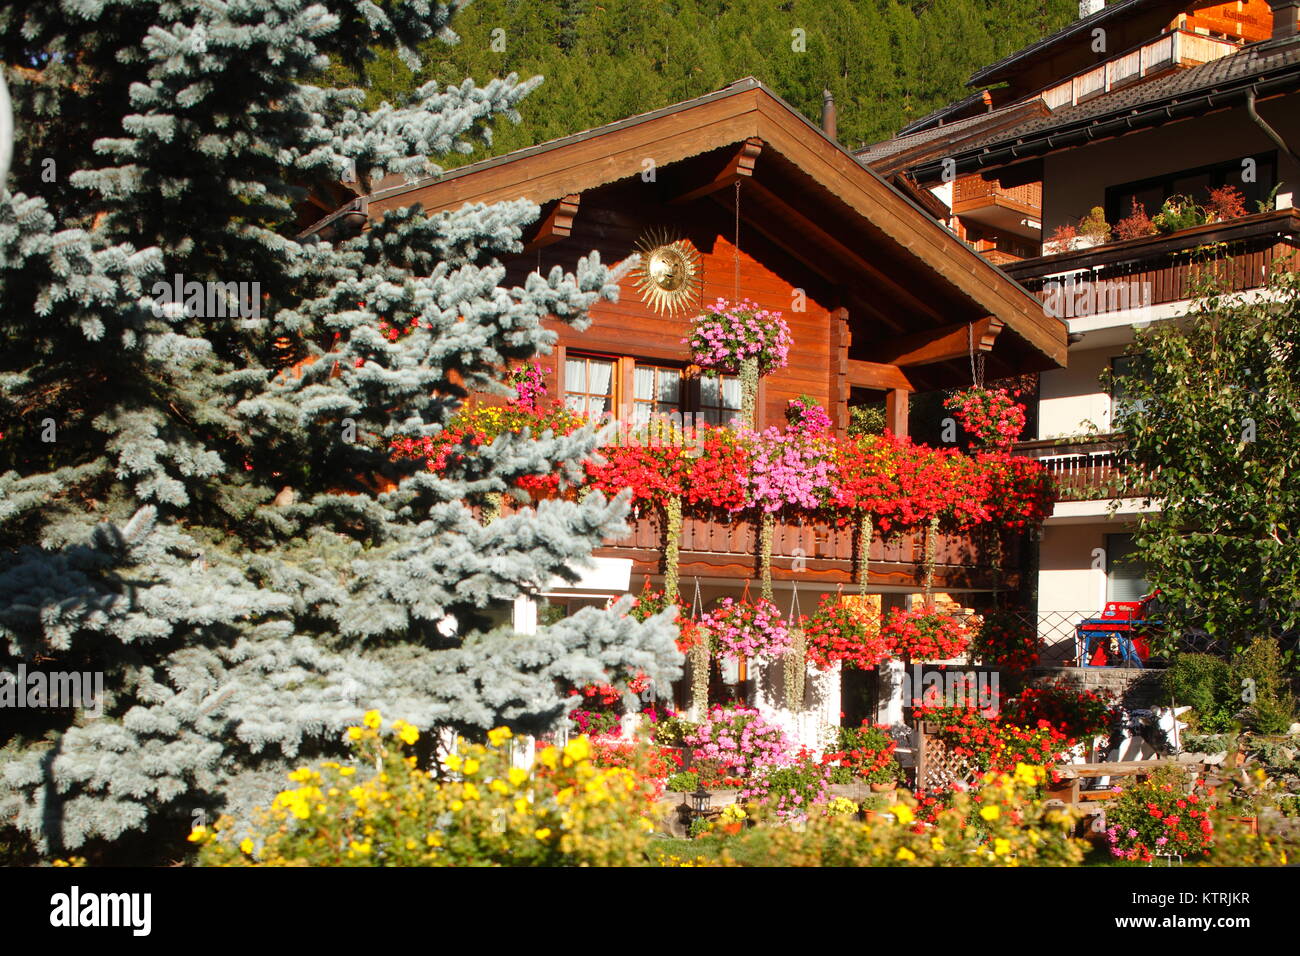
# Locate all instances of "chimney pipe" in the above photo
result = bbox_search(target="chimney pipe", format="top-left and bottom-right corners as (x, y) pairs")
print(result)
(1079, 0), (1104, 18)
(821, 89), (837, 140)
(1267, 0), (1300, 39)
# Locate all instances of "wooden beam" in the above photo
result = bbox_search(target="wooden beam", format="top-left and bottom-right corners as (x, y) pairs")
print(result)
(670, 137), (763, 205)
(886, 388), (909, 438)
(828, 306), (849, 436)
(862, 316), (1004, 368)
(523, 193), (581, 252)
(846, 360), (915, 392)
(739, 178), (949, 326)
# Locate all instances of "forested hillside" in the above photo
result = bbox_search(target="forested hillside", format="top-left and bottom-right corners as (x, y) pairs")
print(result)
(346, 0), (1079, 160)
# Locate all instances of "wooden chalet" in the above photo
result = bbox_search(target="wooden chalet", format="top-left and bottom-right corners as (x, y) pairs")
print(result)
(304, 77), (1067, 604)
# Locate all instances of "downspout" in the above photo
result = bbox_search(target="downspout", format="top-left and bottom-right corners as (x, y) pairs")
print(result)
(1246, 87), (1300, 167)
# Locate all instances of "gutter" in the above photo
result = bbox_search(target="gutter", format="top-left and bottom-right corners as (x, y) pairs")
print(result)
(912, 68), (1300, 180)
(1246, 86), (1300, 166)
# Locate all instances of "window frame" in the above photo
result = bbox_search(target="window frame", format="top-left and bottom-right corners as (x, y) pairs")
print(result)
(1103, 151), (1278, 225)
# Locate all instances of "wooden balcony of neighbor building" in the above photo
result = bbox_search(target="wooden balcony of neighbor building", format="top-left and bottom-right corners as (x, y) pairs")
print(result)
(1012, 433), (1141, 503)
(1002, 209), (1300, 321)
(597, 512), (1020, 591)
(953, 175), (1042, 240)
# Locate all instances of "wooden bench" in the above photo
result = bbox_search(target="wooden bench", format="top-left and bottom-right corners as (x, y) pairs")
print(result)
(1044, 759), (1195, 805)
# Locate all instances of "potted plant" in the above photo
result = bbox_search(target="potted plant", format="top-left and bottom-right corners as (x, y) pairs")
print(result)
(822, 722), (904, 792)
(802, 593), (889, 671)
(1078, 206), (1112, 245)
(1114, 198), (1158, 241)
(860, 793), (888, 822)
(881, 606), (971, 662)
(1153, 194), (1207, 234)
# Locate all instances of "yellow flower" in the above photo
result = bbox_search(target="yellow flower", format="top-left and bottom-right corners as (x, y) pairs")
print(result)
(347, 727), (363, 741)
(444, 753), (463, 773)
(426, 833), (442, 848)
(896, 847), (916, 862)
(488, 727), (513, 747)
(563, 737), (591, 762)
(980, 805), (1001, 822)
(463, 782), (481, 801)
(288, 767), (315, 783)
(405, 839), (418, 850)
(490, 779), (510, 795)
(930, 836), (945, 852)
(534, 828), (552, 841)
(187, 826), (209, 843)
(239, 839), (255, 855)
(537, 747), (558, 770)
(508, 767), (528, 787)
(339, 767), (356, 777)
(892, 805), (915, 825)
(349, 840), (372, 855)
(514, 798), (530, 814)
(362, 709), (382, 729)
(994, 838), (1012, 857)
(1013, 763), (1042, 787)
(462, 758), (480, 776)
(451, 800), (464, 812)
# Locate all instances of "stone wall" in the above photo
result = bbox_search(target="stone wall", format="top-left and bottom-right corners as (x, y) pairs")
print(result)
(1029, 666), (1164, 709)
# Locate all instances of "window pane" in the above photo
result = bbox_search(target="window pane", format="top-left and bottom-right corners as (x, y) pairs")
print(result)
(658, 372), (680, 404)
(1106, 533), (1149, 602)
(720, 376), (741, 409)
(587, 359), (613, 397)
(634, 366), (655, 401)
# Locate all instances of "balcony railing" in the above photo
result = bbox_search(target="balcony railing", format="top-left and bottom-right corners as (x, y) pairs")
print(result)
(953, 176), (1042, 212)
(1003, 210), (1300, 319)
(600, 512), (1019, 589)
(1013, 434), (1144, 502)
(1038, 29), (1238, 111)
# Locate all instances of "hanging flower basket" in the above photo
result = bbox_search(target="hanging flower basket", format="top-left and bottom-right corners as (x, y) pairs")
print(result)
(880, 607), (971, 662)
(943, 387), (1027, 450)
(802, 594), (889, 671)
(685, 297), (792, 376)
(702, 597), (792, 665)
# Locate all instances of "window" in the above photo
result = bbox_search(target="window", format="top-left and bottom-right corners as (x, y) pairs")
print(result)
(632, 364), (682, 424)
(1105, 533), (1149, 603)
(564, 354), (616, 420)
(696, 373), (743, 425)
(1105, 152), (1278, 225)
(1110, 354), (1152, 427)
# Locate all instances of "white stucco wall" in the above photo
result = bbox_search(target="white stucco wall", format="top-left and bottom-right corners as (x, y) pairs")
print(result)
(1037, 345), (1118, 438)
(1041, 97), (1300, 232)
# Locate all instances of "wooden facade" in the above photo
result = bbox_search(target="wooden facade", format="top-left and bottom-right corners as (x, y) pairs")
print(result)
(305, 78), (1068, 593)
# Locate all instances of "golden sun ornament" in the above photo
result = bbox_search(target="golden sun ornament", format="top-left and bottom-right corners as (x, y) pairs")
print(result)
(632, 230), (701, 316)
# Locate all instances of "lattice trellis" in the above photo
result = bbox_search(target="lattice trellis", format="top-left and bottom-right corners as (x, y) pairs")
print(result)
(916, 722), (981, 790)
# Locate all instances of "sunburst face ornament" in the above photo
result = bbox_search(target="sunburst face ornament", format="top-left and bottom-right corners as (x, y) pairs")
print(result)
(632, 230), (701, 316)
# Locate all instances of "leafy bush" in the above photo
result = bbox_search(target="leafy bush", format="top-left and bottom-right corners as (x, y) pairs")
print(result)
(672, 766), (1087, 867)
(650, 714), (699, 747)
(1162, 653), (1238, 733)
(744, 754), (833, 820)
(1232, 638), (1296, 735)
(1153, 194), (1207, 233)
(665, 771), (700, 793)
(1006, 681), (1115, 740)
(1105, 766), (1211, 862)
(1114, 198), (1158, 241)
(972, 608), (1040, 672)
(193, 715), (658, 867)
(1078, 206), (1111, 242)
(823, 723), (902, 784)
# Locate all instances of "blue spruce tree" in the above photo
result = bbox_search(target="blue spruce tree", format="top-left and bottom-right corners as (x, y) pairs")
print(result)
(0, 0), (680, 860)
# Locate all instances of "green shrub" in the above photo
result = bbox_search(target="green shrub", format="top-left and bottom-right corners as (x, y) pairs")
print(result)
(651, 715), (699, 747)
(1232, 638), (1296, 735)
(665, 771), (700, 792)
(1163, 653), (1237, 733)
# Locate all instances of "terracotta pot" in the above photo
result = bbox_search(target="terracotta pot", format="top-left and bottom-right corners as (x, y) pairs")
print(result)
(721, 822), (742, 836)
(870, 781), (897, 793)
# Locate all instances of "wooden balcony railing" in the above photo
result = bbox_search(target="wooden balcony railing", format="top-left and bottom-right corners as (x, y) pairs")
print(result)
(598, 512), (1019, 590)
(953, 176), (1042, 212)
(1013, 434), (1145, 502)
(1003, 210), (1300, 319)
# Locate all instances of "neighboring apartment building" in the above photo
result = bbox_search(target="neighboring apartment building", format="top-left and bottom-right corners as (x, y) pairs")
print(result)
(861, 0), (1300, 663)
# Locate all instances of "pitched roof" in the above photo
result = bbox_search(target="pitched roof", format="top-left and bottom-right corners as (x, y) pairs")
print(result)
(309, 77), (1066, 369)
(908, 34), (1300, 178)
(968, 0), (1177, 87)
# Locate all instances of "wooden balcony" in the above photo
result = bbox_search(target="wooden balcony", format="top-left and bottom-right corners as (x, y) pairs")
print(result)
(597, 512), (1020, 591)
(1012, 434), (1141, 502)
(1002, 209), (1300, 319)
(953, 175), (1042, 239)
